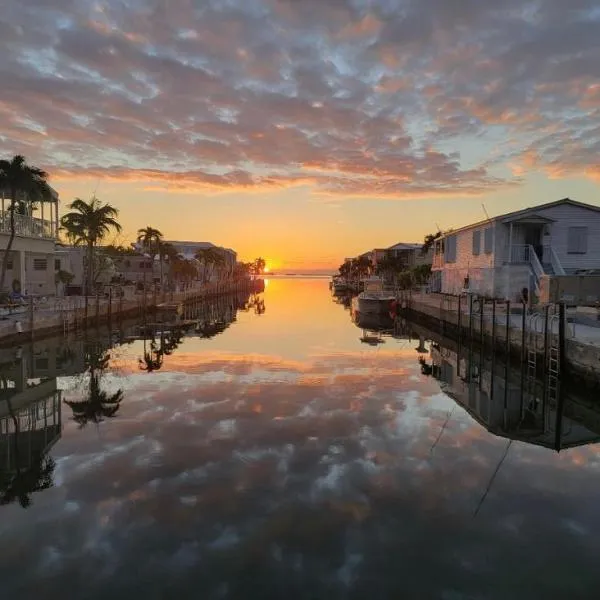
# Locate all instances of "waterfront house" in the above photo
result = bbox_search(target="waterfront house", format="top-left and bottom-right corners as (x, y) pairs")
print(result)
(357, 242), (432, 273)
(0, 187), (60, 296)
(385, 242), (432, 269)
(430, 198), (600, 301)
(165, 240), (237, 281)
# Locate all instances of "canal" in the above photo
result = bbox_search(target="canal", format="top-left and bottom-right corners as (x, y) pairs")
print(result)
(1, 278), (600, 599)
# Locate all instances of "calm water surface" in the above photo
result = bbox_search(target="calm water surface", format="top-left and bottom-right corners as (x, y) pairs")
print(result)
(2, 278), (600, 599)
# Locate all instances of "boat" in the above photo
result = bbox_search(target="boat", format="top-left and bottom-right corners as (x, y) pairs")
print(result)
(331, 276), (350, 294)
(351, 277), (397, 315)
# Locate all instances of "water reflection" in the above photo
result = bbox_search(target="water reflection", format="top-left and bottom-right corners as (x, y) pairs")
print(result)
(417, 329), (600, 453)
(1, 280), (600, 598)
(0, 358), (61, 507)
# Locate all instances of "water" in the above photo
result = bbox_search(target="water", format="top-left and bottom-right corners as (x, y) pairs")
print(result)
(2, 278), (600, 599)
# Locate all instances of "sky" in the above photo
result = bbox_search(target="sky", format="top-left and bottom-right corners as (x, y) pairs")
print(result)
(1, 0), (599, 272)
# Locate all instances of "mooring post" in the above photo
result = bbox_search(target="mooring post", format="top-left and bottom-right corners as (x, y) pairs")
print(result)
(492, 299), (497, 350)
(559, 302), (566, 378)
(29, 296), (34, 339)
(480, 296), (485, 348)
(469, 294), (474, 340)
(108, 287), (112, 325)
(542, 304), (550, 400)
(521, 301), (527, 364)
(505, 300), (511, 358)
(458, 294), (462, 343)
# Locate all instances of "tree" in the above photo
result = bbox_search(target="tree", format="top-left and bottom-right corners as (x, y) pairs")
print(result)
(413, 263), (432, 285)
(137, 226), (164, 290)
(0, 155), (52, 293)
(64, 345), (124, 427)
(376, 254), (408, 286)
(249, 257), (266, 278)
(422, 231), (444, 255)
(195, 248), (226, 284)
(60, 197), (122, 312)
(161, 242), (180, 290)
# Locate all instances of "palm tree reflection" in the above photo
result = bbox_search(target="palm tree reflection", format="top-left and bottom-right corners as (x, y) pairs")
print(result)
(65, 342), (124, 427)
(138, 327), (185, 371)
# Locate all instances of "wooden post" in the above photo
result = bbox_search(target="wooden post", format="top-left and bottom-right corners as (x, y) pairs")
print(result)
(559, 302), (566, 378)
(29, 296), (34, 339)
(491, 299), (496, 350)
(505, 300), (511, 357)
(469, 294), (474, 340)
(521, 301), (527, 364)
(458, 294), (462, 346)
(480, 296), (484, 348)
(542, 304), (550, 401)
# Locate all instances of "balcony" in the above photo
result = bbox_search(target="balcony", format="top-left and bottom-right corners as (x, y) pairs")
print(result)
(432, 254), (445, 269)
(0, 212), (57, 240)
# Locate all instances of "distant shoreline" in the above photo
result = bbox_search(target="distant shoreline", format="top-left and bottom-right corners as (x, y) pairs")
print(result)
(265, 273), (333, 278)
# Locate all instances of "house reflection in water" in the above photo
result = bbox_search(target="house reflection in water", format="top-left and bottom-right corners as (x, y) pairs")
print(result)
(428, 343), (600, 452)
(0, 376), (61, 508)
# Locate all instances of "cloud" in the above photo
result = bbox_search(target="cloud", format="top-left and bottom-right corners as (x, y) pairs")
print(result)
(0, 0), (598, 199)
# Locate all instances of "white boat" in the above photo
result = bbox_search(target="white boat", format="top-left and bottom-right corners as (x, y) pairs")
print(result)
(331, 276), (350, 294)
(351, 277), (397, 315)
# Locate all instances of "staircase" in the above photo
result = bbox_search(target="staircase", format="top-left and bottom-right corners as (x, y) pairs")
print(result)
(542, 263), (555, 276)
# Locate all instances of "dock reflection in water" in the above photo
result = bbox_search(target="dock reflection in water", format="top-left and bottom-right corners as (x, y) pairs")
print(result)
(1, 279), (600, 598)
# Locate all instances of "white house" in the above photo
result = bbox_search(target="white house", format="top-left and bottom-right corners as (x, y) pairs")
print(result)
(430, 198), (600, 301)
(0, 187), (60, 296)
(164, 240), (237, 281)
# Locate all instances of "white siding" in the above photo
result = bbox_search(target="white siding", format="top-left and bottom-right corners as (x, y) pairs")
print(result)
(534, 204), (600, 272)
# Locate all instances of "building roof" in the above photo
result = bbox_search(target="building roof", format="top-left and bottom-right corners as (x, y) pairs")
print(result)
(439, 198), (600, 238)
(387, 242), (422, 251)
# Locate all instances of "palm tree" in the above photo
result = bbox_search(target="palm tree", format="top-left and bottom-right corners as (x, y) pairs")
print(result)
(65, 374), (123, 427)
(60, 197), (122, 314)
(137, 226), (164, 292)
(64, 341), (124, 427)
(252, 257), (266, 278)
(0, 155), (52, 293)
(195, 247), (224, 284)
(161, 242), (179, 291)
(422, 231), (444, 255)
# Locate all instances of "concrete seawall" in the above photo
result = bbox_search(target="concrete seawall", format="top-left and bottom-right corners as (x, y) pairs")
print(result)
(0, 279), (264, 347)
(399, 291), (600, 387)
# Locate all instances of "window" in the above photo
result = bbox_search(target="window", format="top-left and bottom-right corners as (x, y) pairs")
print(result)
(55, 259), (61, 271)
(568, 226), (588, 254)
(484, 227), (493, 254)
(472, 230), (481, 256)
(445, 235), (457, 263)
(33, 258), (47, 271)
(6, 259), (13, 270)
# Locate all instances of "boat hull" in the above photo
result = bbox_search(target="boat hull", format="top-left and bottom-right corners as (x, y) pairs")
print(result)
(352, 295), (396, 315)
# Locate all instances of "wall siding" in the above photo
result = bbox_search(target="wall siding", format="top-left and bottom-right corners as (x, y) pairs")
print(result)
(534, 204), (600, 272)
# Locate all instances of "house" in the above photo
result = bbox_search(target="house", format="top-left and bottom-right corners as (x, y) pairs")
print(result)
(385, 242), (432, 269)
(0, 187), (60, 296)
(111, 254), (158, 285)
(356, 242), (432, 273)
(53, 245), (118, 295)
(430, 198), (600, 301)
(165, 240), (237, 280)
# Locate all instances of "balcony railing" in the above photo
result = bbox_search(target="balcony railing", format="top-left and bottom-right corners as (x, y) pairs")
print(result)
(0, 213), (56, 240)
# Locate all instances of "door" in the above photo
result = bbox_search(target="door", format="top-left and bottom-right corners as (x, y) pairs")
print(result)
(524, 225), (543, 261)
